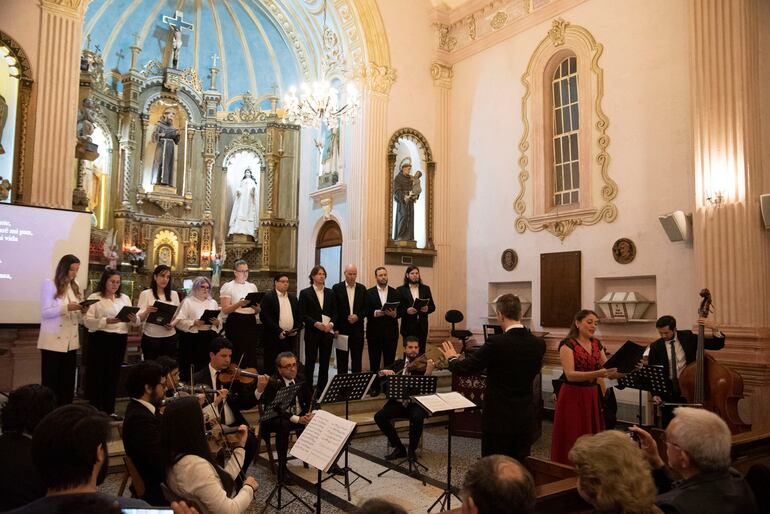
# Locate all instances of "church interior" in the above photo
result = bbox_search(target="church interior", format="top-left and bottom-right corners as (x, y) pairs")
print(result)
(1, 0), (770, 512)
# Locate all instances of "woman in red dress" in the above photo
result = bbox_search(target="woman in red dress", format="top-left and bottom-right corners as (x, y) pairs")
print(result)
(550, 309), (618, 464)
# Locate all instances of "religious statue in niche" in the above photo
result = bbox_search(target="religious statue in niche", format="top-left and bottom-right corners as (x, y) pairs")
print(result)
(320, 123), (339, 175)
(393, 157), (420, 241)
(151, 107), (180, 186)
(76, 97), (99, 160)
(228, 168), (258, 238)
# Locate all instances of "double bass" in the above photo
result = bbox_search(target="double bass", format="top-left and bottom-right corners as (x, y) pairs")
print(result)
(678, 288), (751, 434)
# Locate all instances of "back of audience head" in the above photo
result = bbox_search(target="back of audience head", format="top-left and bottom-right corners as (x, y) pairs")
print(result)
(125, 360), (165, 402)
(32, 404), (112, 492)
(352, 498), (408, 514)
(460, 455), (536, 514)
(161, 396), (209, 467)
(1, 384), (57, 435)
(668, 406), (731, 473)
(569, 430), (658, 514)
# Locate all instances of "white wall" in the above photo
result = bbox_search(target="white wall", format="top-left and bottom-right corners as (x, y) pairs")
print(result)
(450, 0), (697, 340)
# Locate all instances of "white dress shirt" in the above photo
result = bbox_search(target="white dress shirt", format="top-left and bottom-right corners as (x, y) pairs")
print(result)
(84, 293), (135, 334)
(277, 291), (294, 332)
(175, 296), (221, 333)
(220, 281), (259, 317)
(346, 283), (356, 315)
(137, 288), (179, 338)
(664, 337), (687, 378)
(203, 364), (235, 425)
(377, 285), (388, 308)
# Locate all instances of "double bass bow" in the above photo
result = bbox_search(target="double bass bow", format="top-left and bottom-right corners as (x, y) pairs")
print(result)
(678, 288), (751, 434)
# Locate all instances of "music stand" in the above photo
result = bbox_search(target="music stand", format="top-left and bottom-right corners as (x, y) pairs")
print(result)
(377, 375), (438, 485)
(262, 383), (313, 512)
(618, 365), (670, 425)
(318, 372), (376, 500)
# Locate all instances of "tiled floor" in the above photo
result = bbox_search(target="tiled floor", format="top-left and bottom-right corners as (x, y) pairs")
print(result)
(102, 420), (555, 513)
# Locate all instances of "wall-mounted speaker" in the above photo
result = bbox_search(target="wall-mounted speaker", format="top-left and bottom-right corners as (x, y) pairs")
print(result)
(658, 210), (692, 242)
(760, 194), (770, 230)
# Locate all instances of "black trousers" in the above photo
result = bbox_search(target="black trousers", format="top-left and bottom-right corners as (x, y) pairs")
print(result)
(140, 333), (178, 362)
(179, 330), (217, 381)
(335, 333), (364, 374)
(84, 331), (127, 414)
(374, 399), (428, 453)
(304, 331), (333, 394)
(40, 349), (77, 406)
(264, 335), (296, 375)
(260, 417), (304, 474)
(367, 333), (398, 373)
(481, 401), (535, 462)
(224, 313), (260, 368)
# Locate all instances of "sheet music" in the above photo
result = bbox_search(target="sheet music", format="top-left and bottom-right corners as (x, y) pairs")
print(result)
(413, 391), (476, 414)
(289, 409), (356, 472)
(334, 333), (349, 351)
(322, 314), (331, 325)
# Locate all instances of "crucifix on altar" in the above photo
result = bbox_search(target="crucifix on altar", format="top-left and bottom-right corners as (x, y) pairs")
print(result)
(162, 10), (194, 69)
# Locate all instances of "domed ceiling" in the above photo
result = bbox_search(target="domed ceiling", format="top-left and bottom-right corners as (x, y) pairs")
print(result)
(83, 0), (344, 110)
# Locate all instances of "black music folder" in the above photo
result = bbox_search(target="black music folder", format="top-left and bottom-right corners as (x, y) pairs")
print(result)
(382, 301), (399, 312)
(244, 291), (266, 307)
(199, 309), (221, 324)
(146, 301), (178, 326)
(79, 299), (99, 308)
(115, 306), (140, 322)
(603, 340), (647, 373)
(413, 298), (430, 310)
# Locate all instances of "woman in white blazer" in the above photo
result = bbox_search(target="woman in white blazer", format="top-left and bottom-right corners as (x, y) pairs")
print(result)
(174, 276), (221, 381)
(137, 265), (180, 361)
(162, 397), (257, 514)
(37, 254), (85, 405)
(83, 268), (137, 417)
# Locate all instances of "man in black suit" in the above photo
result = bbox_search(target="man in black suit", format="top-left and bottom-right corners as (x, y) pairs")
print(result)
(298, 265), (337, 394)
(254, 351), (314, 483)
(440, 294), (545, 461)
(647, 315), (725, 426)
(365, 266), (401, 395)
(260, 273), (303, 375)
(332, 264), (368, 374)
(396, 265), (435, 355)
(373, 336), (434, 460)
(192, 336), (258, 480)
(122, 361), (167, 506)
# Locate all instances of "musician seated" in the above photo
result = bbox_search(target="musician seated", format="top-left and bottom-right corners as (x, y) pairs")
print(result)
(155, 355), (181, 397)
(460, 455), (536, 514)
(122, 361), (168, 506)
(254, 351), (314, 484)
(373, 336), (434, 460)
(630, 407), (758, 514)
(162, 397), (258, 514)
(193, 336), (258, 481)
(648, 315), (725, 426)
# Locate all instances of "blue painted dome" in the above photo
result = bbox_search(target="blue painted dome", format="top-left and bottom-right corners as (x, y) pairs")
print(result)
(84, 0), (304, 110)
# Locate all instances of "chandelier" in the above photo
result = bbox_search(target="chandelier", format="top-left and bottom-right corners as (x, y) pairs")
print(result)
(283, 0), (360, 129)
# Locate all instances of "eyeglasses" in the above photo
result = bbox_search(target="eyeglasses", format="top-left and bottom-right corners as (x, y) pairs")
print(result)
(199, 285), (210, 290)
(235, 269), (249, 274)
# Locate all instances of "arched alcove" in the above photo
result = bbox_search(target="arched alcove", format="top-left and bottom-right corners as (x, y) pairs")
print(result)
(315, 219), (342, 285)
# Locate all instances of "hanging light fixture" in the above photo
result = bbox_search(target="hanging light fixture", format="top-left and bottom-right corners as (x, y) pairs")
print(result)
(283, 0), (360, 129)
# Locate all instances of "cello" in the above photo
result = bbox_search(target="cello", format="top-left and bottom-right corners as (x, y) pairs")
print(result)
(678, 288), (751, 434)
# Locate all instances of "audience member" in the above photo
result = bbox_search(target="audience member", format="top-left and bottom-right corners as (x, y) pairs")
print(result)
(352, 498), (408, 514)
(122, 360), (168, 506)
(7, 404), (149, 513)
(459, 455), (536, 514)
(569, 430), (661, 514)
(162, 396), (257, 514)
(630, 407), (758, 514)
(0, 384), (57, 511)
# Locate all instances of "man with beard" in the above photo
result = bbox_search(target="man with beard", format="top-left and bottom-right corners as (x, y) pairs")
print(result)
(8, 404), (150, 512)
(122, 361), (168, 505)
(365, 266), (401, 395)
(374, 336), (434, 460)
(396, 266), (435, 355)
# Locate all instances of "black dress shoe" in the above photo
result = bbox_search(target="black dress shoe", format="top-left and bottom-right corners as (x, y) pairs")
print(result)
(384, 447), (407, 460)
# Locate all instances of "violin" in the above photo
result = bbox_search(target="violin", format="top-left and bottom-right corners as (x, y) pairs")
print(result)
(217, 364), (260, 384)
(406, 347), (447, 373)
(206, 423), (247, 457)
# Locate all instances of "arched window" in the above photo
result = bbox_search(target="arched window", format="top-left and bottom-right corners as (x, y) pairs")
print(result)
(315, 220), (342, 285)
(551, 56), (579, 207)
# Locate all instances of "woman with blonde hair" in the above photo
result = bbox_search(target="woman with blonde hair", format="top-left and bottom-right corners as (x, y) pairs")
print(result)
(569, 430), (662, 514)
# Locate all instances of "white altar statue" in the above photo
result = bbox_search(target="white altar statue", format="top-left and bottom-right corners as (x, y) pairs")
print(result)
(228, 168), (258, 237)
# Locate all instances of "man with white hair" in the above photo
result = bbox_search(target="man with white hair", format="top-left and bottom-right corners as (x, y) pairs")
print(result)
(630, 407), (758, 514)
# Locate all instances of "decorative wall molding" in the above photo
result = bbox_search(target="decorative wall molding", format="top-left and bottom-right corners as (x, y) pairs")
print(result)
(357, 62), (396, 95)
(514, 19), (616, 240)
(430, 62), (454, 89)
